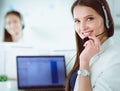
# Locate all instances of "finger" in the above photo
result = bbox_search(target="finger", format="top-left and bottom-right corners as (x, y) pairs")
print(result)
(88, 36), (100, 49)
(83, 39), (94, 48)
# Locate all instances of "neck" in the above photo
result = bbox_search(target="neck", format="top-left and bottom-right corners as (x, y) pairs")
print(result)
(99, 32), (108, 45)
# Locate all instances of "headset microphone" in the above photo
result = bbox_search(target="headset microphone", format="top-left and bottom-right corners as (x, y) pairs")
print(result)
(96, 31), (106, 37)
(82, 31), (106, 44)
(82, 37), (89, 44)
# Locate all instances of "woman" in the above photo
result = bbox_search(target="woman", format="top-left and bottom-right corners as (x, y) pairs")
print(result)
(3, 10), (24, 42)
(66, 0), (120, 91)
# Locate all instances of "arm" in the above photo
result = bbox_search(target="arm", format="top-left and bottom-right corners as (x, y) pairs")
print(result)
(78, 62), (92, 91)
(78, 36), (100, 91)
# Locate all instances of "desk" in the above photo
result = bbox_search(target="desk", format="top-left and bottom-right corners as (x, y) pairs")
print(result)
(0, 80), (65, 91)
(0, 80), (18, 91)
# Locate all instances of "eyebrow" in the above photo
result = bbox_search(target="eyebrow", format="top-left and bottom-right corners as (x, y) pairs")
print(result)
(74, 15), (94, 20)
(84, 15), (94, 18)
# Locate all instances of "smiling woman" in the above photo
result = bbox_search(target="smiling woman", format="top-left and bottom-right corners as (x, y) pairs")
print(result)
(65, 0), (120, 91)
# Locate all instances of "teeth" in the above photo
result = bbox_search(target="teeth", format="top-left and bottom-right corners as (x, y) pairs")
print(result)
(84, 32), (90, 35)
(83, 31), (92, 36)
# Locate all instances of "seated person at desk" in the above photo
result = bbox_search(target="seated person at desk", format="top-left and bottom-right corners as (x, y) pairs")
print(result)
(66, 0), (120, 91)
(3, 10), (24, 42)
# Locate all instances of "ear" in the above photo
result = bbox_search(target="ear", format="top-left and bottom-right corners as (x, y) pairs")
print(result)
(22, 24), (25, 29)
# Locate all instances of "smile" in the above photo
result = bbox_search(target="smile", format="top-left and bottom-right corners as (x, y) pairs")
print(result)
(82, 31), (93, 37)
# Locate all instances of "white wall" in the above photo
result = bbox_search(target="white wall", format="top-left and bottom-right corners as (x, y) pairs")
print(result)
(0, 0), (5, 40)
(107, 0), (120, 28)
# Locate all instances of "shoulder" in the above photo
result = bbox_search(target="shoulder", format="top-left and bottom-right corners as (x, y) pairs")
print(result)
(103, 36), (120, 56)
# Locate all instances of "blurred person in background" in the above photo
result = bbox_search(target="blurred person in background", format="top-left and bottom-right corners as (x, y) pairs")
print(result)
(3, 10), (24, 42)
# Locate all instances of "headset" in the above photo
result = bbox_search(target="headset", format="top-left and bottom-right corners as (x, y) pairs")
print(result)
(97, 0), (110, 29)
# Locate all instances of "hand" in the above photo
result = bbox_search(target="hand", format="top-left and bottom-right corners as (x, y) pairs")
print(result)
(80, 36), (100, 67)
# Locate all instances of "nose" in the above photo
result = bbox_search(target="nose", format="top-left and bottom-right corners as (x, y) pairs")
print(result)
(80, 22), (88, 32)
(75, 21), (88, 34)
(10, 22), (16, 29)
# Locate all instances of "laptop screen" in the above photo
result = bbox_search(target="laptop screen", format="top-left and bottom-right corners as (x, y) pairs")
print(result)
(16, 56), (66, 89)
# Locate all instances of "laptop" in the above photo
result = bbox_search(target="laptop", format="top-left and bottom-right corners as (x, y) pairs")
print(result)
(16, 56), (66, 91)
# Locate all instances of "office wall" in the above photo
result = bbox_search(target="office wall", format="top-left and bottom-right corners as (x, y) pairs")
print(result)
(0, 0), (4, 41)
(107, 0), (120, 28)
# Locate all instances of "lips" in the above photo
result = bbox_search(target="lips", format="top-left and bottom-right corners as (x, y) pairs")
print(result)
(82, 31), (93, 37)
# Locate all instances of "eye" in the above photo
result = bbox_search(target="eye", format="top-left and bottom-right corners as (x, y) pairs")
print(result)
(74, 19), (80, 23)
(6, 21), (11, 25)
(87, 17), (94, 21)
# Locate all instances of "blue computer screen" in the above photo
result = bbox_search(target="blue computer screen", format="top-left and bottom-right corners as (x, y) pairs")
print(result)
(17, 56), (66, 88)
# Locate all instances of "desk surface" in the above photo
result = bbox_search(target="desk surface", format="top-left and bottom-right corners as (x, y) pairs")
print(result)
(0, 80), (18, 91)
(0, 80), (65, 91)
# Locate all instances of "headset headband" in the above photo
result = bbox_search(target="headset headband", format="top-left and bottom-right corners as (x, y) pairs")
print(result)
(97, 0), (110, 29)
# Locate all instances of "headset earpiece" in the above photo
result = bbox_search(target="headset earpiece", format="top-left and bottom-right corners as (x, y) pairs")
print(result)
(97, 0), (110, 29)
(102, 5), (110, 29)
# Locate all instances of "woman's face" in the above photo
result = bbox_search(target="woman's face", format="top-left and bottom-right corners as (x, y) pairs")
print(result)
(73, 5), (106, 40)
(5, 14), (23, 36)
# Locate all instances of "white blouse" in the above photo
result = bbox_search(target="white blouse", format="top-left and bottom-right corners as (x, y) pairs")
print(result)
(74, 37), (120, 91)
